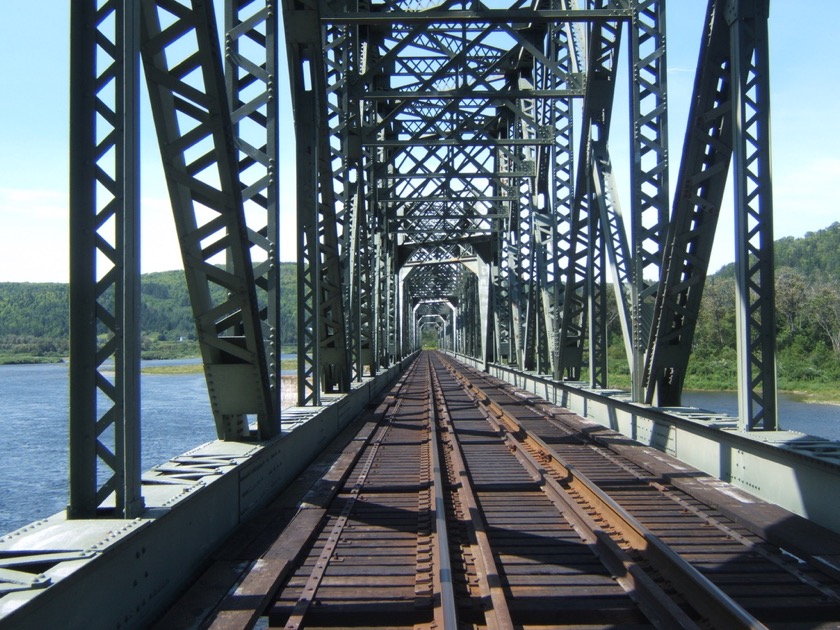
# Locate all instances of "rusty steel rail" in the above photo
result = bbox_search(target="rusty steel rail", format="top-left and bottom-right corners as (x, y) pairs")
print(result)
(203, 351), (840, 628)
(429, 353), (711, 629)
(426, 357), (459, 629)
(439, 353), (767, 628)
(268, 357), (439, 628)
(429, 358), (514, 630)
(436, 351), (840, 628)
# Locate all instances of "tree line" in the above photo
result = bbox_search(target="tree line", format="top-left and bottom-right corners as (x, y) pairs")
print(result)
(3, 223), (840, 396)
(0, 263), (298, 361)
(656, 222), (840, 394)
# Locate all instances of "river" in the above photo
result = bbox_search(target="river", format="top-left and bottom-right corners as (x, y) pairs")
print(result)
(682, 391), (840, 442)
(1, 362), (838, 535)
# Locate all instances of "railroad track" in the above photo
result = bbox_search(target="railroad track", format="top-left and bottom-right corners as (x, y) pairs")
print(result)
(263, 351), (840, 629)
(436, 352), (840, 628)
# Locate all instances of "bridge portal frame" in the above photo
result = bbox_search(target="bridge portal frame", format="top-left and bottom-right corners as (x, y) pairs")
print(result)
(288, 0), (779, 433)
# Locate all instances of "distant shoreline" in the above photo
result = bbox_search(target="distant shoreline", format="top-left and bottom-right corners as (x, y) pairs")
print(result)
(0, 356), (64, 366)
(1, 357), (837, 406)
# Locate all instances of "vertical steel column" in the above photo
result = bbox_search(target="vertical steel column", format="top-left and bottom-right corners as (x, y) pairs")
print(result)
(464, 258), (493, 369)
(593, 146), (634, 369)
(347, 27), (375, 379)
(496, 110), (523, 368)
(515, 79), (539, 372)
(546, 17), (580, 381)
(284, 0), (351, 403)
(376, 232), (394, 367)
(558, 6), (624, 382)
(323, 18), (356, 384)
(375, 102), (397, 368)
(729, 0), (777, 430)
(494, 236), (513, 363)
(629, 0), (669, 401)
(122, 0), (142, 518)
(291, 60), (321, 406)
(493, 131), (515, 365)
(644, 0), (733, 407)
(283, 0), (354, 402)
(588, 187), (608, 387)
(351, 185), (376, 377)
(225, 0), (281, 428)
(69, 0), (143, 518)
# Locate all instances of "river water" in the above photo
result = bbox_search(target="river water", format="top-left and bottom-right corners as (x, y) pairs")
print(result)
(1, 361), (838, 535)
(0, 361), (217, 535)
(682, 391), (840, 442)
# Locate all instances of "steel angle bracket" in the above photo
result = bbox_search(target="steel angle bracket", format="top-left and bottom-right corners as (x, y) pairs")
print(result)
(0, 551), (98, 594)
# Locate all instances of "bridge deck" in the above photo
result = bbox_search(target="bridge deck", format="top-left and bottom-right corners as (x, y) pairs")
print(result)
(155, 352), (840, 629)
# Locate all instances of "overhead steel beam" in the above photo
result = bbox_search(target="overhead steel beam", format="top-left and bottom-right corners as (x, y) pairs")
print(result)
(364, 138), (557, 148)
(320, 8), (634, 24)
(362, 89), (586, 99)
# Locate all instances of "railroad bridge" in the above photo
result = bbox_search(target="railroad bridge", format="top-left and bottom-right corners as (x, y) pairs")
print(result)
(4, 0), (840, 628)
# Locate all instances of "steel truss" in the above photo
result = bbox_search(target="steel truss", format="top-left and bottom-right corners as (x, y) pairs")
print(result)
(66, 0), (782, 520)
(285, 2), (615, 384)
(69, 0), (143, 519)
(226, 0), (282, 421)
(140, 0), (277, 439)
(645, 0), (777, 430)
(281, 0), (776, 430)
(69, 0), (280, 518)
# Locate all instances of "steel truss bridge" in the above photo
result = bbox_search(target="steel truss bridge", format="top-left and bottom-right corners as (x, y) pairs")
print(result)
(65, 0), (777, 520)
(3, 0), (821, 627)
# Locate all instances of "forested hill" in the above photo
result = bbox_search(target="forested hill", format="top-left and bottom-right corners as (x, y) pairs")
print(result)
(714, 221), (840, 279)
(0, 263), (297, 360)
(684, 221), (840, 396)
(775, 222), (840, 279)
(3, 224), (840, 388)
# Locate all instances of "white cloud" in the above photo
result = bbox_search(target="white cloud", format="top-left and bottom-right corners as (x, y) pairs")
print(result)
(139, 196), (184, 274)
(0, 188), (69, 282)
(0, 189), (188, 282)
(278, 180), (297, 262)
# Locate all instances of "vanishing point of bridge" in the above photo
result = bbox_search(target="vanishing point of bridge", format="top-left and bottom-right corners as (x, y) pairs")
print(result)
(4, 1), (840, 628)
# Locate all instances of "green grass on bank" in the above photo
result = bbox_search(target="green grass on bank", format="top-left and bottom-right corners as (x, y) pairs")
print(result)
(2, 346), (838, 406)
(577, 354), (840, 406)
(142, 363), (203, 375)
(141, 356), (298, 375)
(0, 354), (64, 365)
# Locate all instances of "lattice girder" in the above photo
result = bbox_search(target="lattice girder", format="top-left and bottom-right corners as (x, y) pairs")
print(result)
(69, 0), (143, 518)
(141, 0), (276, 436)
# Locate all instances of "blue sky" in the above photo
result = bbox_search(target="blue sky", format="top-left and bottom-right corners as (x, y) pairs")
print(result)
(0, 2), (836, 282)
